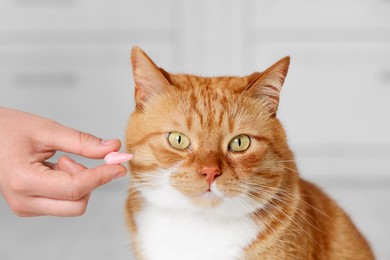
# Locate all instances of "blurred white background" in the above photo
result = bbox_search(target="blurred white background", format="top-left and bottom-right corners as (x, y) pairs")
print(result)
(0, 0), (389, 259)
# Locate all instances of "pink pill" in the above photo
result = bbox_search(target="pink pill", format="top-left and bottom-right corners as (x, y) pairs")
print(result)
(104, 152), (133, 165)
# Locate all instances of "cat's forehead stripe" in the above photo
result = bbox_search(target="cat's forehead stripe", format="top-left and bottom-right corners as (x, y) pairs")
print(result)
(180, 81), (240, 131)
(128, 131), (165, 149)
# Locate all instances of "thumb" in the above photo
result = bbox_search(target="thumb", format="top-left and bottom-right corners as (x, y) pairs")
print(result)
(35, 164), (127, 200)
(57, 156), (87, 174)
(42, 122), (121, 159)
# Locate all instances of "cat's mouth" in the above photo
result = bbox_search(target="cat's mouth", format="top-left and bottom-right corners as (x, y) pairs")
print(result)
(191, 192), (222, 208)
(188, 186), (224, 208)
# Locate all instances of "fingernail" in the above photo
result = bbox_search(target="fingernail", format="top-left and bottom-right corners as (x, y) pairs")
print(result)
(113, 172), (127, 179)
(101, 139), (117, 146)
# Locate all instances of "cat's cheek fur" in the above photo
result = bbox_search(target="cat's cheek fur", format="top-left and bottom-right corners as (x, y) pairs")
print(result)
(139, 170), (194, 212)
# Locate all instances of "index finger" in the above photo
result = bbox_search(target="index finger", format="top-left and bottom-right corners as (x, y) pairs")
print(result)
(29, 164), (127, 200)
(38, 121), (121, 159)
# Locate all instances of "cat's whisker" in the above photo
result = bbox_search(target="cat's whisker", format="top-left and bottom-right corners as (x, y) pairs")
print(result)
(243, 191), (322, 250)
(273, 158), (321, 163)
(241, 193), (300, 243)
(245, 187), (327, 236)
(235, 180), (326, 229)
(275, 163), (300, 175)
(238, 180), (329, 218)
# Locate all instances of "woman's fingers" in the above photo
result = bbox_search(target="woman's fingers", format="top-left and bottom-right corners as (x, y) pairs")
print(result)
(40, 122), (121, 159)
(42, 156), (87, 173)
(9, 157), (126, 216)
(0, 108), (128, 217)
(14, 194), (91, 217)
(28, 164), (126, 201)
(57, 156), (87, 173)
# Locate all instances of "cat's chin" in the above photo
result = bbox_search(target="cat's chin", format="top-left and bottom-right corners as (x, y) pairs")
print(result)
(190, 191), (223, 209)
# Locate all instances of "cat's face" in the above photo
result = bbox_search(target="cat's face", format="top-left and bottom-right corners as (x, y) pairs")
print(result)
(126, 47), (292, 217)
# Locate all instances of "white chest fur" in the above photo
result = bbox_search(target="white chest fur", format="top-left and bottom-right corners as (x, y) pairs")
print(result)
(134, 203), (261, 260)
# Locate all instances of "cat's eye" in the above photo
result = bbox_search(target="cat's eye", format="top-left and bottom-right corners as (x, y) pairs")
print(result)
(228, 134), (251, 152)
(167, 132), (191, 150)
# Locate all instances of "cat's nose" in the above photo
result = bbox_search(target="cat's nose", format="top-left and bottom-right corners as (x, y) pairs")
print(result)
(200, 166), (222, 185)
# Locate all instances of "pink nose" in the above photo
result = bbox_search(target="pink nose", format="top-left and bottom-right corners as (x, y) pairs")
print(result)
(200, 166), (221, 185)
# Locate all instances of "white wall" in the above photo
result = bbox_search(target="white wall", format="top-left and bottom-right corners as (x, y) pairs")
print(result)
(0, 0), (389, 259)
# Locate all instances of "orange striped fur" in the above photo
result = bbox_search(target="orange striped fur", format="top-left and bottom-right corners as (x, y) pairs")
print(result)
(125, 46), (374, 259)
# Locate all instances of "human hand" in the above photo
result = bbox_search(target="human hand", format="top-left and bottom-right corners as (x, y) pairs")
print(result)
(0, 107), (129, 217)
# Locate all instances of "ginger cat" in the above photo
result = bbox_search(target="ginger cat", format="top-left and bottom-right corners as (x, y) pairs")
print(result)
(125, 46), (374, 260)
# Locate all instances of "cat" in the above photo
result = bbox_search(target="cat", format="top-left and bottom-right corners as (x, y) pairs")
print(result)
(125, 46), (374, 260)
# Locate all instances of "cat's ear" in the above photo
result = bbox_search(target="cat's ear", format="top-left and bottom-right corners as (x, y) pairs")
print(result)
(245, 56), (290, 116)
(131, 46), (171, 109)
